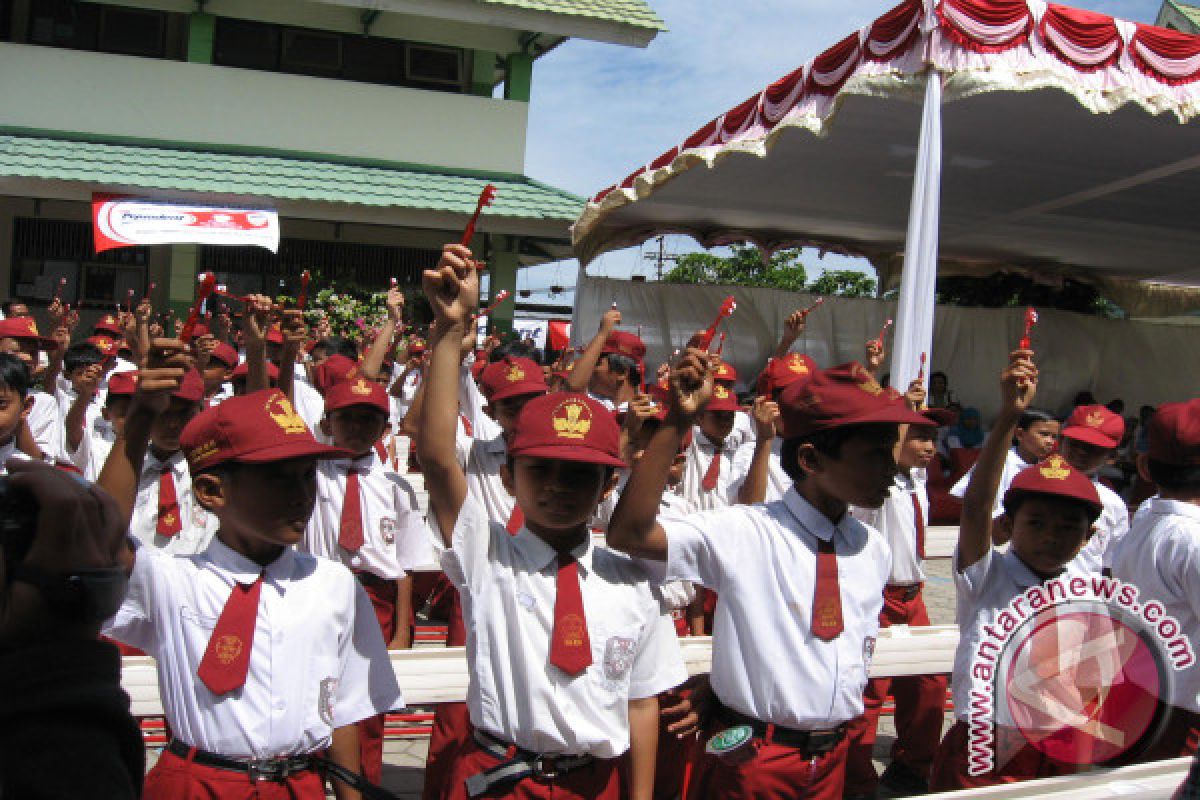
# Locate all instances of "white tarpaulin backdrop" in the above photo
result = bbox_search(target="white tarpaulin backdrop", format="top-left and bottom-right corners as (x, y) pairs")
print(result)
(572, 275), (1200, 421)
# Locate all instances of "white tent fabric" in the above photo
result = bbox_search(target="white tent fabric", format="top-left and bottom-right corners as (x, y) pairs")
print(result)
(573, 274), (1200, 421)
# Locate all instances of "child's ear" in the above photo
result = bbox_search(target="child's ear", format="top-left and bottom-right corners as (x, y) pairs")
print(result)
(1136, 453), (1153, 484)
(319, 417), (332, 437)
(499, 461), (516, 498)
(794, 441), (821, 478)
(192, 472), (226, 513)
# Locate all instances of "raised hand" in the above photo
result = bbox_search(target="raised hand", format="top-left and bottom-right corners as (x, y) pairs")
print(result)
(1001, 349), (1038, 414)
(669, 347), (715, 419)
(134, 338), (192, 414)
(904, 379), (926, 412)
(599, 308), (621, 334)
(422, 244), (479, 327)
(750, 395), (781, 439)
(240, 294), (274, 347)
(783, 309), (807, 341)
(865, 339), (884, 372)
(385, 286), (405, 323)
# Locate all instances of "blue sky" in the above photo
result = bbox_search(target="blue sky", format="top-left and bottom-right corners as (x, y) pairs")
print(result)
(513, 0), (1166, 301)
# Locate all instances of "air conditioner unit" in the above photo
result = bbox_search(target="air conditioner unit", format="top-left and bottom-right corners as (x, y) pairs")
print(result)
(406, 44), (463, 87)
(281, 28), (342, 74)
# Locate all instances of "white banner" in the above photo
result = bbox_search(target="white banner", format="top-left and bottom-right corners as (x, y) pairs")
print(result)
(92, 193), (280, 253)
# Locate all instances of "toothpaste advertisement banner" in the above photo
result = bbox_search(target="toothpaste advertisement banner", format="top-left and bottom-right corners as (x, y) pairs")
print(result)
(92, 194), (280, 253)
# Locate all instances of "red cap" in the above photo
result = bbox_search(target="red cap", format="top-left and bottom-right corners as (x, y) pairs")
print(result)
(313, 354), (359, 393)
(408, 338), (427, 354)
(601, 331), (646, 361)
(508, 392), (626, 468)
(1004, 454), (1102, 519)
(471, 359), (488, 381)
(1147, 399), (1200, 466)
(106, 371), (138, 397)
(705, 382), (740, 412)
(265, 325), (284, 345)
(757, 352), (817, 396)
(93, 314), (123, 336)
(778, 362), (930, 438)
(324, 377), (389, 416)
(1062, 404), (1124, 449)
(174, 369), (205, 403)
(0, 317), (58, 351)
(479, 357), (548, 404)
(232, 361), (280, 381)
(191, 323), (212, 339)
(86, 335), (119, 358)
(915, 407), (957, 428)
(209, 342), (239, 369)
(182, 389), (349, 471)
(714, 360), (738, 384)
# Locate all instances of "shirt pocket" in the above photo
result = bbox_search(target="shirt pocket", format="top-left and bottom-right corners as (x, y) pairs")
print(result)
(589, 621), (642, 697)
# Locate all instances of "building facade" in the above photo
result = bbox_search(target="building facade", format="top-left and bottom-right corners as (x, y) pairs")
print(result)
(0, 0), (662, 326)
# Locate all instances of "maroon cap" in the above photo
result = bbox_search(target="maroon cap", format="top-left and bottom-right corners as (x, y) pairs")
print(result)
(508, 392), (626, 468)
(601, 331), (646, 361)
(714, 360), (738, 384)
(182, 389), (349, 471)
(174, 369), (205, 403)
(209, 342), (239, 369)
(1004, 455), (1102, 518)
(407, 338), (427, 354)
(916, 407), (958, 428)
(479, 357), (548, 404)
(470, 359), (488, 381)
(778, 362), (930, 438)
(324, 377), (389, 416)
(757, 352), (817, 396)
(106, 371), (138, 397)
(265, 324), (284, 345)
(0, 317), (58, 351)
(93, 314), (123, 337)
(191, 323), (212, 339)
(87, 335), (119, 359)
(232, 361), (279, 381)
(705, 382), (740, 412)
(313, 354), (359, 393)
(1062, 404), (1125, 449)
(1147, 399), (1200, 466)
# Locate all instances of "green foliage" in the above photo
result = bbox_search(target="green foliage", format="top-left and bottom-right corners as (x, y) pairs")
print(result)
(661, 245), (875, 296)
(936, 273), (1124, 318)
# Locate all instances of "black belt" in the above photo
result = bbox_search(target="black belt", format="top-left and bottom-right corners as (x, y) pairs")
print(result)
(886, 583), (923, 602)
(465, 729), (596, 797)
(715, 707), (846, 755)
(165, 739), (314, 782)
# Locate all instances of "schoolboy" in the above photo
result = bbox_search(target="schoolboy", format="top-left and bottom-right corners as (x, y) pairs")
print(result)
(0, 353), (32, 473)
(57, 341), (108, 457)
(102, 352), (401, 799)
(676, 382), (754, 512)
(418, 244), (686, 800)
(607, 353), (929, 799)
(68, 370), (136, 481)
(845, 404), (954, 798)
(929, 350), (1101, 790)
(0, 316), (62, 459)
(950, 407), (1061, 522)
(1058, 404), (1129, 573)
(303, 375), (431, 784)
(567, 309), (644, 411)
(1111, 398), (1200, 759)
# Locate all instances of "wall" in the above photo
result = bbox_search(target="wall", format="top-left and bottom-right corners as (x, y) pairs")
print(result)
(0, 43), (528, 171)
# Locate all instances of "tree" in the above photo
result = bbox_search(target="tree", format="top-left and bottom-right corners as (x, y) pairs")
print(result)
(936, 273), (1123, 318)
(661, 245), (876, 296)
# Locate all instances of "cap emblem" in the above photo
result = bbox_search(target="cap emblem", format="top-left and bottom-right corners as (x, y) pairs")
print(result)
(552, 399), (592, 440)
(1086, 411), (1105, 428)
(1040, 454), (1071, 481)
(506, 362), (526, 382)
(266, 394), (307, 435)
(350, 379), (372, 396)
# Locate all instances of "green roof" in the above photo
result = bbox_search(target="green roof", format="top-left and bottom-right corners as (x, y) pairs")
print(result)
(0, 133), (584, 224)
(1167, 0), (1200, 31)
(481, 0), (665, 32)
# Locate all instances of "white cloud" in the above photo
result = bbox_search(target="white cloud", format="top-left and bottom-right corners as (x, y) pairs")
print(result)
(515, 0), (1164, 295)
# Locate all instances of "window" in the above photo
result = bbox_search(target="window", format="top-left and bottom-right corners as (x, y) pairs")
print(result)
(213, 17), (279, 71)
(406, 44), (463, 89)
(27, 1), (171, 58)
(0, 0), (13, 42)
(10, 218), (147, 309)
(280, 28), (342, 77)
(343, 36), (403, 84)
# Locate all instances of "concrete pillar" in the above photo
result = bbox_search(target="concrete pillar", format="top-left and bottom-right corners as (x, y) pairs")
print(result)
(488, 239), (519, 334)
(187, 12), (215, 64)
(167, 244), (201, 319)
(0, 203), (14, 304)
(503, 53), (532, 102)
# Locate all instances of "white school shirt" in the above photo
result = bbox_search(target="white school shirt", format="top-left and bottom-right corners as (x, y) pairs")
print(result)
(304, 453), (432, 580)
(1069, 479), (1130, 574)
(678, 430), (753, 512)
(659, 489), (891, 729)
(950, 447), (1032, 518)
(208, 382), (234, 407)
(104, 538), (401, 758)
(67, 417), (117, 482)
(950, 547), (1083, 722)
(391, 371), (422, 424)
(764, 437), (792, 503)
(851, 469), (928, 586)
(291, 379), (326, 440)
(27, 390), (62, 460)
(130, 450), (218, 555)
(1110, 497), (1200, 712)
(442, 495), (687, 759)
(54, 385), (104, 456)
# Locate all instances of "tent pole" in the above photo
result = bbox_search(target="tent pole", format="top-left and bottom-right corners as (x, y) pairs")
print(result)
(890, 69), (943, 393)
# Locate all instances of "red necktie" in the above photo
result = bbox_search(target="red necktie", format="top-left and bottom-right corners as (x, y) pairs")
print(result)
(157, 467), (182, 537)
(811, 537), (844, 641)
(460, 414), (474, 438)
(912, 491), (926, 561)
(506, 505), (524, 535)
(701, 448), (721, 491)
(197, 574), (263, 695)
(339, 469), (365, 552)
(374, 440), (388, 465)
(549, 554), (592, 675)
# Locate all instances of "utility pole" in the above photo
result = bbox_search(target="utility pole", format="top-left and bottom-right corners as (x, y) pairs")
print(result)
(643, 235), (680, 280)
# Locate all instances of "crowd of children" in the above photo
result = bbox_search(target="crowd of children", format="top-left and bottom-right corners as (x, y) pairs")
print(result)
(0, 241), (1198, 800)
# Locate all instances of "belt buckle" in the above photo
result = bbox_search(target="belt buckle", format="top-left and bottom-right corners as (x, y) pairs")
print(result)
(532, 755), (559, 781)
(246, 759), (285, 782)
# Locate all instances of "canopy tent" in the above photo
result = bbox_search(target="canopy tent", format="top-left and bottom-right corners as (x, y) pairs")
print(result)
(571, 0), (1200, 390)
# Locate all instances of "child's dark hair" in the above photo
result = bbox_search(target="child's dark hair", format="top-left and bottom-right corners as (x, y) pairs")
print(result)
(0, 353), (31, 398)
(600, 352), (641, 387)
(1018, 408), (1057, 429)
(105, 393), (131, 412)
(1145, 459), (1200, 493)
(490, 340), (542, 365)
(779, 423), (896, 483)
(64, 342), (104, 373)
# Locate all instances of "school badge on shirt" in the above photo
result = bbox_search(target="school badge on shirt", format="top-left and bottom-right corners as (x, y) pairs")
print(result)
(380, 518), (396, 544)
(603, 635), (636, 682)
(318, 677), (339, 726)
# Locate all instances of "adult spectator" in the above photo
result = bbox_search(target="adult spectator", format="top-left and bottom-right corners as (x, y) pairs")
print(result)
(927, 371), (955, 408)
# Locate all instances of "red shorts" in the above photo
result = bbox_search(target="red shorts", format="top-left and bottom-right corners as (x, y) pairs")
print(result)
(424, 587), (472, 800)
(929, 719), (1078, 791)
(144, 749), (325, 800)
(436, 736), (620, 800)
